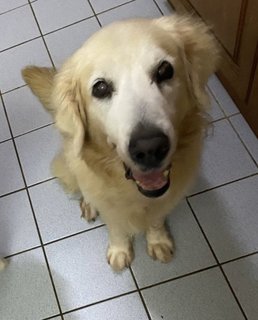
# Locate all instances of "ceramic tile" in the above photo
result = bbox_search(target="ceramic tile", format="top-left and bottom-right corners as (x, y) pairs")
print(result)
(15, 125), (61, 185)
(0, 0), (27, 14)
(45, 17), (100, 67)
(189, 175), (258, 262)
(98, 0), (162, 26)
(190, 119), (257, 194)
(223, 254), (258, 320)
(63, 293), (148, 320)
(29, 179), (102, 243)
(131, 200), (216, 287)
(0, 5), (39, 51)
(3, 86), (53, 137)
(0, 38), (52, 93)
(0, 140), (24, 196)
(154, 0), (175, 15)
(32, 0), (93, 34)
(0, 190), (40, 256)
(208, 74), (239, 116)
(0, 100), (11, 142)
(142, 268), (244, 320)
(0, 249), (59, 320)
(230, 114), (258, 165)
(45, 227), (136, 312)
(90, 0), (132, 14)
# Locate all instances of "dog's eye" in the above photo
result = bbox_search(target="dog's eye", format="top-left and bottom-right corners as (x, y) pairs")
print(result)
(155, 61), (174, 84)
(92, 80), (113, 99)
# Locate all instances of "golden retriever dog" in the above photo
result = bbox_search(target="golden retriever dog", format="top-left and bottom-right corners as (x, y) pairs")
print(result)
(22, 15), (218, 271)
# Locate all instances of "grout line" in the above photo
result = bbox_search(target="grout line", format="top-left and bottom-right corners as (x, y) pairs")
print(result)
(43, 15), (96, 36)
(28, 176), (57, 188)
(4, 245), (42, 259)
(129, 267), (152, 320)
(187, 172), (258, 198)
(0, 187), (26, 199)
(221, 250), (258, 266)
(0, 137), (13, 145)
(91, 0), (137, 20)
(43, 224), (105, 247)
(28, 2), (56, 69)
(152, 0), (164, 15)
(206, 83), (257, 167)
(41, 314), (62, 320)
(228, 117), (258, 168)
(1, 84), (27, 95)
(87, 0), (102, 27)
(186, 199), (248, 320)
(0, 2), (30, 16)
(13, 122), (54, 140)
(0, 36), (42, 54)
(140, 264), (218, 291)
(61, 290), (138, 317)
(0, 94), (64, 320)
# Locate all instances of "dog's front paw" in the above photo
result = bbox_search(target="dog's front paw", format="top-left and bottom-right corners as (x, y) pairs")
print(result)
(147, 238), (174, 263)
(107, 246), (134, 272)
(80, 199), (98, 222)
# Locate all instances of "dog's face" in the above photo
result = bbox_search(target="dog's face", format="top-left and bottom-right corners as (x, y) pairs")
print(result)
(53, 16), (218, 198)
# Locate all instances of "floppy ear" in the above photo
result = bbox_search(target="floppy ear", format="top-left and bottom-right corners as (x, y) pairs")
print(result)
(52, 67), (87, 156)
(156, 15), (219, 110)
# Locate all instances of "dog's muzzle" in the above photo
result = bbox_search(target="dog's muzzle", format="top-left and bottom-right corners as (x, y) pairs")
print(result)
(125, 124), (171, 198)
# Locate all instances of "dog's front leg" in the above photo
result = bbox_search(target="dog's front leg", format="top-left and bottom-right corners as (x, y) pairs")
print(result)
(107, 226), (134, 272)
(146, 218), (174, 263)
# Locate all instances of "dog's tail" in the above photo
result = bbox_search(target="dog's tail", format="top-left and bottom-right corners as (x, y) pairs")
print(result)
(22, 66), (56, 115)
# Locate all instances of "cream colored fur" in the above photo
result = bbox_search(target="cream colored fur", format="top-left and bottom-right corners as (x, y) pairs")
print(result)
(22, 15), (218, 271)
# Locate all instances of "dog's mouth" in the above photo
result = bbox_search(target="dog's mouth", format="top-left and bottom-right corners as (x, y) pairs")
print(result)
(124, 165), (171, 198)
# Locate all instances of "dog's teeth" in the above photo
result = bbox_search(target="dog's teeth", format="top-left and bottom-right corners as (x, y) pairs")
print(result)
(163, 170), (169, 177)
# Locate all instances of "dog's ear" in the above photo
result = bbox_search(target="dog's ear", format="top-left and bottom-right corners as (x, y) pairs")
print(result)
(52, 67), (87, 156)
(156, 15), (219, 110)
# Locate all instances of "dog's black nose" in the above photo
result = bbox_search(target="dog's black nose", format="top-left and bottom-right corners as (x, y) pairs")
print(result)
(129, 125), (170, 168)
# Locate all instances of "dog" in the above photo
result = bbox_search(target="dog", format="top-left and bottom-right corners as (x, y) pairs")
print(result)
(22, 15), (218, 271)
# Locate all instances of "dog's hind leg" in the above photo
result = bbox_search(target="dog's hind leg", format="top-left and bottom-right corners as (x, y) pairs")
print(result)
(146, 218), (174, 263)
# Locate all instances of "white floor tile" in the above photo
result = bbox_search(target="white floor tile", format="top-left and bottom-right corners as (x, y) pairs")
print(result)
(98, 0), (162, 26)
(0, 141), (24, 196)
(0, 5), (40, 51)
(230, 114), (258, 165)
(32, 0), (93, 34)
(190, 119), (257, 194)
(29, 179), (102, 243)
(131, 200), (215, 287)
(0, 249), (59, 320)
(208, 90), (225, 121)
(90, 0), (132, 14)
(155, 0), (175, 15)
(63, 293), (148, 320)
(0, 190), (40, 256)
(45, 227), (136, 312)
(189, 175), (258, 262)
(142, 268), (244, 320)
(0, 38), (52, 93)
(0, 100), (11, 142)
(15, 125), (61, 185)
(208, 74), (239, 116)
(45, 17), (100, 67)
(3, 86), (53, 137)
(223, 254), (258, 320)
(0, 0), (27, 15)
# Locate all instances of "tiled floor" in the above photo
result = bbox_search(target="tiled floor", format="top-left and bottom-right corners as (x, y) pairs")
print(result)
(0, 1), (257, 319)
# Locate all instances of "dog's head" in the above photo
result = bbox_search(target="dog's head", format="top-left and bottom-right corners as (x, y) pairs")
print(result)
(52, 15), (218, 198)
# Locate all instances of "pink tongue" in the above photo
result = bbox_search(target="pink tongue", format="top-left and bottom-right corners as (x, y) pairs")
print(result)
(132, 170), (167, 191)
